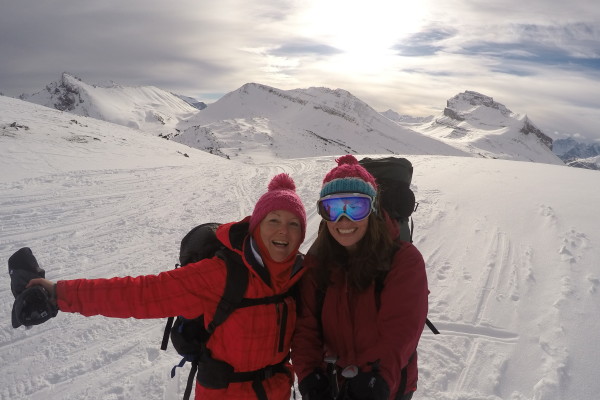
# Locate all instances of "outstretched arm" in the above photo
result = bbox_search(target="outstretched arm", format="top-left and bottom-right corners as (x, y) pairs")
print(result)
(26, 260), (224, 320)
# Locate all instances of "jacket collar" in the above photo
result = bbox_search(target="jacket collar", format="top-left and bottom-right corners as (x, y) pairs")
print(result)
(216, 217), (305, 288)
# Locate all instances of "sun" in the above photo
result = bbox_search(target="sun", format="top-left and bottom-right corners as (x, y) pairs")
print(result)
(296, 0), (429, 57)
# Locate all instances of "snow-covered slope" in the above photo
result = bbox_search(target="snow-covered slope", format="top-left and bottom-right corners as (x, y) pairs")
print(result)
(403, 91), (563, 165)
(21, 73), (198, 136)
(2, 95), (600, 400)
(0, 96), (210, 181)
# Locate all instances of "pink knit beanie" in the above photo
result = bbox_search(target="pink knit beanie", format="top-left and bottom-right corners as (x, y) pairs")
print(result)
(320, 155), (378, 199)
(249, 173), (306, 241)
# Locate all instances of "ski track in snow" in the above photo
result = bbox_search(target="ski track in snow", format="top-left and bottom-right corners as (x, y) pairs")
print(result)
(409, 165), (598, 400)
(418, 228), (524, 398)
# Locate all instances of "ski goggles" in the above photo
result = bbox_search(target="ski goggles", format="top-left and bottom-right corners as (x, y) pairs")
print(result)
(317, 193), (374, 222)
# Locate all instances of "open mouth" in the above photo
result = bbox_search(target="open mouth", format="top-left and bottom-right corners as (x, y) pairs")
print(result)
(336, 228), (357, 235)
(272, 240), (289, 247)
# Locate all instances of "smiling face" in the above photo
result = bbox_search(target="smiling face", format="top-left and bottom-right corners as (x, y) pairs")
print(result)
(326, 215), (369, 253)
(259, 210), (303, 262)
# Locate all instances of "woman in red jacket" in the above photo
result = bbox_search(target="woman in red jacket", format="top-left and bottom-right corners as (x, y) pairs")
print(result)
(26, 173), (307, 400)
(291, 155), (429, 400)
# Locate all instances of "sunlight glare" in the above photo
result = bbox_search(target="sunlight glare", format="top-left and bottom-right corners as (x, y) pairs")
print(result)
(297, 0), (428, 56)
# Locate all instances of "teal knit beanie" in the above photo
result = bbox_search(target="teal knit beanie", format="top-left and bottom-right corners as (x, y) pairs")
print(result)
(320, 155), (378, 199)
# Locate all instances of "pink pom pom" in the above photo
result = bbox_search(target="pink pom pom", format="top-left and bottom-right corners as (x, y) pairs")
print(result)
(268, 173), (296, 192)
(335, 154), (359, 166)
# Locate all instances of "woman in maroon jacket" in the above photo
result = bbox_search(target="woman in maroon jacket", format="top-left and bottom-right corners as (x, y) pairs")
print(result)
(291, 155), (429, 400)
(26, 173), (307, 400)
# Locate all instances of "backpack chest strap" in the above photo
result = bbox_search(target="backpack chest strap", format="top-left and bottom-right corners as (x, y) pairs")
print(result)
(227, 356), (290, 383)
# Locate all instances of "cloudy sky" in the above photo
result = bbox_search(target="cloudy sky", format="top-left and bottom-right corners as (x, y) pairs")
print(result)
(1, 0), (599, 141)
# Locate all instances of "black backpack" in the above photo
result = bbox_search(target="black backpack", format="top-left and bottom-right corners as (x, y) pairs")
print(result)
(358, 156), (417, 242)
(358, 156), (438, 335)
(160, 222), (293, 400)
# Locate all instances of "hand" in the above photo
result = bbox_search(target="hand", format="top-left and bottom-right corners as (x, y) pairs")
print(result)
(299, 369), (334, 400)
(27, 278), (57, 304)
(344, 372), (390, 400)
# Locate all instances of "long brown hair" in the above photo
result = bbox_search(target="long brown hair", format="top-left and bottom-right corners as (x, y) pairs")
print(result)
(311, 209), (397, 292)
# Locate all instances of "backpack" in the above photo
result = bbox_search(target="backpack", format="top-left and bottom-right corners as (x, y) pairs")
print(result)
(358, 156), (438, 336)
(358, 156), (417, 242)
(160, 222), (293, 400)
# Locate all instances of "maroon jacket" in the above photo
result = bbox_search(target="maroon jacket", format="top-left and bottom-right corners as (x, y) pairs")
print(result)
(291, 242), (428, 398)
(56, 219), (305, 400)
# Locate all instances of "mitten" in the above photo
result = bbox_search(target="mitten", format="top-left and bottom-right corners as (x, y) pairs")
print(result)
(8, 247), (58, 328)
(12, 286), (58, 328)
(299, 368), (333, 400)
(9, 247), (45, 297)
(345, 372), (390, 400)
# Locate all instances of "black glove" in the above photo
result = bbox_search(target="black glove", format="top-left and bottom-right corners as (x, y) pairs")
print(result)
(9, 247), (58, 328)
(9, 247), (45, 296)
(12, 285), (58, 328)
(345, 372), (390, 400)
(299, 369), (333, 400)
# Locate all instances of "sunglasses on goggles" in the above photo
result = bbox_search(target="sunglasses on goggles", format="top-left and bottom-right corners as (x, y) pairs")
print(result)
(317, 193), (374, 222)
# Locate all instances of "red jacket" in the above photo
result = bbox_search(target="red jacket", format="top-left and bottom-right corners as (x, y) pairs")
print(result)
(56, 219), (305, 400)
(291, 242), (428, 399)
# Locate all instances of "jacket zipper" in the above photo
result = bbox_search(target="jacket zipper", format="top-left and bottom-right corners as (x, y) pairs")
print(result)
(275, 303), (281, 354)
(275, 300), (288, 354)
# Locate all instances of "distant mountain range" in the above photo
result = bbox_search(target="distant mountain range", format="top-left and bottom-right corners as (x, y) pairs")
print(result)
(553, 137), (600, 170)
(17, 72), (588, 168)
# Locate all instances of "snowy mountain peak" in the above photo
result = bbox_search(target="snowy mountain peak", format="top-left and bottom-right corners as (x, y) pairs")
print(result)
(398, 90), (561, 164)
(520, 116), (553, 150)
(445, 90), (512, 119)
(175, 82), (463, 162)
(443, 91), (553, 154)
(19, 72), (87, 112)
(21, 73), (199, 134)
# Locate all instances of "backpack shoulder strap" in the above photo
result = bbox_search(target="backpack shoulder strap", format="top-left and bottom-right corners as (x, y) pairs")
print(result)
(206, 248), (248, 334)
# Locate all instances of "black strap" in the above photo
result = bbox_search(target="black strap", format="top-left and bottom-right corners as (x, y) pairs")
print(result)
(228, 359), (289, 383)
(207, 250), (248, 334)
(426, 318), (440, 335)
(237, 291), (292, 307)
(396, 352), (416, 399)
(161, 316), (175, 351)
(252, 379), (269, 400)
(183, 361), (199, 400)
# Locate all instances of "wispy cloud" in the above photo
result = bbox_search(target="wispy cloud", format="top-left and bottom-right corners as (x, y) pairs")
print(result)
(458, 23), (600, 71)
(269, 40), (342, 57)
(393, 27), (458, 56)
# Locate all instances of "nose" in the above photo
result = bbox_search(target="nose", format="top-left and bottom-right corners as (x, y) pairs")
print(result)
(336, 215), (352, 223)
